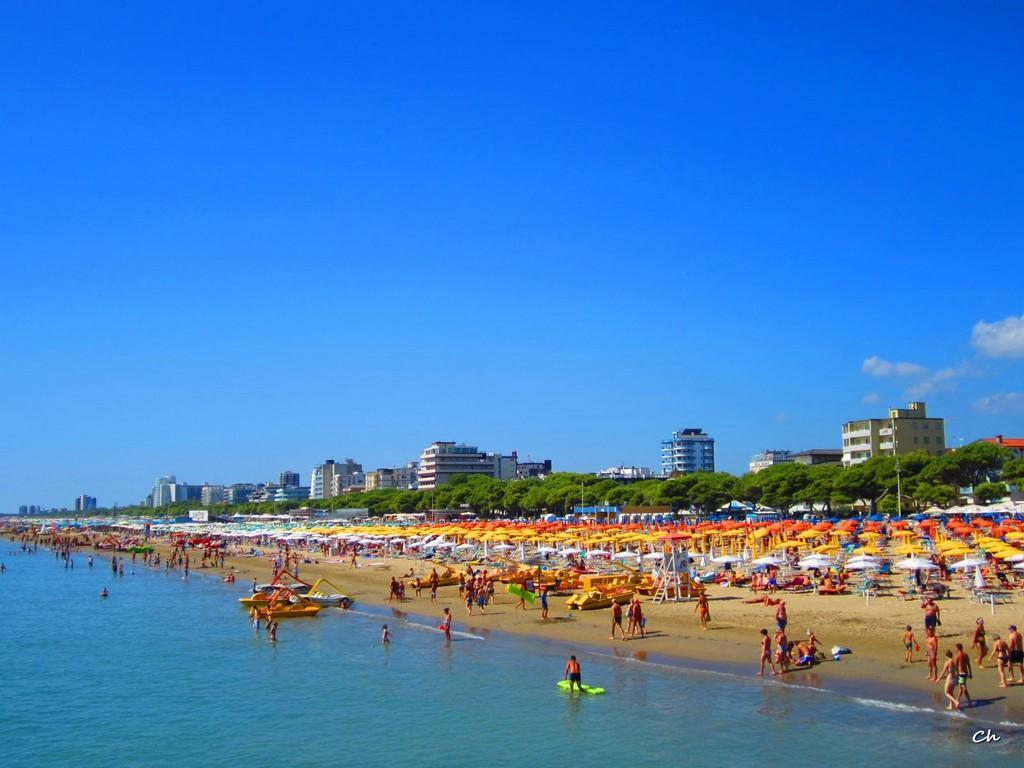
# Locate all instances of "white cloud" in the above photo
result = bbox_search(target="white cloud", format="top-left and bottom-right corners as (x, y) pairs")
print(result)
(906, 365), (972, 398)
(862, 393), (881, 405)
(972, 315), (1024, 358)
(973, 392), (1024, 415)
(861, 356), (927, 378)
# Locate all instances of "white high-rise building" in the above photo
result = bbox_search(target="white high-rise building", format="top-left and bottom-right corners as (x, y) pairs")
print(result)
(660, 429), (715, 476)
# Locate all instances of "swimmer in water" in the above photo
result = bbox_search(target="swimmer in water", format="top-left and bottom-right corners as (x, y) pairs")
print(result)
(100, 588), (108, 598)
(381, 624), (391, 644)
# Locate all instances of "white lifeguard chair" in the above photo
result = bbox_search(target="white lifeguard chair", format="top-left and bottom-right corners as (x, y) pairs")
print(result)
(652, 538), (692, 603)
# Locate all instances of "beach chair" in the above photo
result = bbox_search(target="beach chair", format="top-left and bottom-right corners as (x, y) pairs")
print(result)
(783, 575), (812, 593)
(817, 584), (847, 596)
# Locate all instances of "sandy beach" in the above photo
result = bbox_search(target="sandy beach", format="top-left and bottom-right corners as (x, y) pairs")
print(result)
(133, 539), (1024, 722)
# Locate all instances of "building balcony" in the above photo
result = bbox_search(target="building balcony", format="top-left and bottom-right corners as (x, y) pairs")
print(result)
(844, 429), (871, 439)
(879, 427), (893, 437)
(879, 441), (895, 450)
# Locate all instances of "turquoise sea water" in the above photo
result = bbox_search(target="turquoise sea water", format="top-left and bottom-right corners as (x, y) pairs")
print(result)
(2, 546), (1020, 767)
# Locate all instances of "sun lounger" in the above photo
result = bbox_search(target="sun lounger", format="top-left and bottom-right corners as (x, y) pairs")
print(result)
(817, 584), (847, 595)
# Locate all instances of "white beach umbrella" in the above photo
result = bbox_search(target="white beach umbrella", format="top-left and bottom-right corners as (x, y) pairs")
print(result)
(1003, 553), (1024, 563)
(894, 558), (939, 570)
(560, 548), (582, 556)
(798, 560), (833, 571)
(847, 557), (880, 569)
(536, 546), (560, 555)
(798, 556), (832, 569)
(491, 543), (515, 551)
(642, 552), (664, 561)
(612, 550), (640, 559)
(455, 543), (476, 551)
(587, 549), (611, 557)
(1013, 562), (1024, 571)
(948, 558), (987, 570)
(847, 561), (880, 573)
(432, 541), (456, 549)
(752, 556), (785, 567)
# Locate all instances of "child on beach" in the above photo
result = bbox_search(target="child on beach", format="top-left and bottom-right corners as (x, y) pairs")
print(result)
(902, 625), (918, 663)
(381, 624), (391, 644)
(442, 608), (452, 641)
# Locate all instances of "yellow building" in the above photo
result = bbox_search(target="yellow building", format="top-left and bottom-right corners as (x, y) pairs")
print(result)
(841, 401), (945, 466)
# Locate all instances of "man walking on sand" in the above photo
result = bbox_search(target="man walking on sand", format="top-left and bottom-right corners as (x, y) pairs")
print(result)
(953, 642), (973, 708)
(1008, 625), (1023, 683)
(610, 600), (626, 640)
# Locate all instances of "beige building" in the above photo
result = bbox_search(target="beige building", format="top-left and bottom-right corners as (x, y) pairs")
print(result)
(841, 401), (946, 466)
(365, 464), (418, 491)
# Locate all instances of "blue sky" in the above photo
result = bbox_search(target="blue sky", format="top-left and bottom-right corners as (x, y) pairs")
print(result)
(2, 2), (1022, 511)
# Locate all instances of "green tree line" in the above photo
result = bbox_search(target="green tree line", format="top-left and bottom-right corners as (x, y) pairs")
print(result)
(87, 441), (1023, 520)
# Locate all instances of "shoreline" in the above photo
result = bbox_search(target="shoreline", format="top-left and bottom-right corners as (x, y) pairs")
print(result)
(129, 538), (1024, 726)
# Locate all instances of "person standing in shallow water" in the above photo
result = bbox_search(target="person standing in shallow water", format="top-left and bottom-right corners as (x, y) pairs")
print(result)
(564, 655), (583, 693)
(442, 607), (452, 641)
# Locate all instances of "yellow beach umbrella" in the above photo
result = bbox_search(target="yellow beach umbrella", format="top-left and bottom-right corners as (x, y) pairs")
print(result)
(852, 545), (882, 556)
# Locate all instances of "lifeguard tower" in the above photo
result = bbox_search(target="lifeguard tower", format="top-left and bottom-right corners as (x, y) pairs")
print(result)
(652, 534), (693, 603)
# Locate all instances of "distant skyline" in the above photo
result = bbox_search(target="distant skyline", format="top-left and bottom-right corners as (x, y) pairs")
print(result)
(2, 3), (1022, 511)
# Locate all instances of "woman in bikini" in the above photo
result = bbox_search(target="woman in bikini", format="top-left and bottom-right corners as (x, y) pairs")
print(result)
(972, 618), (988, 669)
(758, 628), (778, 677)
(937, 650), (959, 710)
(988, 634), (1011, 688)
(695, 592), (710, 630)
